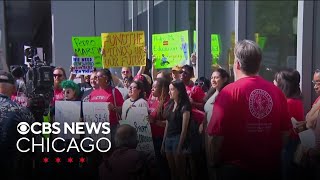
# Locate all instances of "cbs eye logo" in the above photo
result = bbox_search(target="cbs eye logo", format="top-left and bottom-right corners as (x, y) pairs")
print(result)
(17, 122), (30, 135)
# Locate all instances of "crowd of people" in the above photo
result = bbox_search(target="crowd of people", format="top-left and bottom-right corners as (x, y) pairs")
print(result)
(0, 40), (320, 180)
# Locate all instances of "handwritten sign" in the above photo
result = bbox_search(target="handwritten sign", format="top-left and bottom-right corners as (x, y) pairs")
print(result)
(120, 107), (155, 155)
(55, 101), (81, 139)
(72, 56), (94, 75)
(101, 31), (146, 68)
(211, 34), (221, 65)
(152, 30), (189, 69)
(83, 102), (110, 149)
(72, 36), (102, 68)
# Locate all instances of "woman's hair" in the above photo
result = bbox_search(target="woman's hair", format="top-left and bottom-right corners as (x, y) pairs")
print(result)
(132, 80), (145, 100)
(134, 74), (151, 98)
(157, 71), (172, 82)
(154, 78), (170, 119)
(98, 68), (114, 86)
(60, 80), (80, 97)
(274, 68), (302, 99)
(164, 80), (191, 118)
(204, 68), (230, 102)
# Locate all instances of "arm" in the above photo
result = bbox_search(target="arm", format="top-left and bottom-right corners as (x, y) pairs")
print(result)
(161, 120), (169, 150)
(177, 111), (190, 152)
(151, 55), (158, 80)
(112, 74), (123, 87)
(137, 66), (145, 76)
(306, 100), (320, 129)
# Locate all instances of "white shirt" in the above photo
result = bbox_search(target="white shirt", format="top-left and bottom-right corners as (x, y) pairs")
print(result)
(204, 90), (219, 123)
(121, 98), (148, 120)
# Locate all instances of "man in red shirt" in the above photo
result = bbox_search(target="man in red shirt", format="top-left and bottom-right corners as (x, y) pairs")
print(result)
(207, 40), (290, 179)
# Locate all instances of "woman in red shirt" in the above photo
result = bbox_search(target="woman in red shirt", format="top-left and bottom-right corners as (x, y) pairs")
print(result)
(274, 68), (304, 180)
(148, 78), (170, 179)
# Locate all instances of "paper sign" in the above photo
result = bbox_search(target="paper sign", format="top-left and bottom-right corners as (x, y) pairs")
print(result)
(211, 34), (221, 65)
(83, 102), (110, 149)
(101, 31), (146, 68)
(291, 117), (315, 148)
(72, 56), (94, 75)
(55, 101), (81, 139)
(152, 30), (190, 69)
(72, 36), (102, 68)
(120, 107), (155, 155)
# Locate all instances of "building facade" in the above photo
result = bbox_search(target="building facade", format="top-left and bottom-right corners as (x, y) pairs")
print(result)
(0, 0), (319, 112)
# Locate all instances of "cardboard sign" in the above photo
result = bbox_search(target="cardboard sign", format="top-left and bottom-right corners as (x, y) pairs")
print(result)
(152, 30), (190, 69)
(55, 101), (81, 139)
(120, 107), (155, 155)
(72, 56), (94, 75)
(82, 102), (110, 149)
(72, 36), (102, 68)
(101, 31), (146, 68)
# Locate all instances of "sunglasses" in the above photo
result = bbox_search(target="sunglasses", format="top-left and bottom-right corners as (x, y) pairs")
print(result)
(195, 82), (204, 86)
(53, 74), (63, 78)
(122, 70), (130, 74)
(312, 80), (320, 85)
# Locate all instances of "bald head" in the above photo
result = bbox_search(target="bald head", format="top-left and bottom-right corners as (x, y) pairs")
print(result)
(114, 124), (137, 149)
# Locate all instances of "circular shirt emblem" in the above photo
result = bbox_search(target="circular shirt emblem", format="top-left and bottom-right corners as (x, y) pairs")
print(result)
(249, 89), (273, 119)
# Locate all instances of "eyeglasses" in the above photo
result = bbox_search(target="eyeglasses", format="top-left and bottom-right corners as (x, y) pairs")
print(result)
(312, 80), (320, 85)
(122, 71), (130, 74)
(53, 74), (63, 78)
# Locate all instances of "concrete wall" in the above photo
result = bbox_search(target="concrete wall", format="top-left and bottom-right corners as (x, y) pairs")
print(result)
(51, 0), (125, 71)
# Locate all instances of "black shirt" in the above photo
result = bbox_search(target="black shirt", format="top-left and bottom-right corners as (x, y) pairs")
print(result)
(166, 103), (191, 137)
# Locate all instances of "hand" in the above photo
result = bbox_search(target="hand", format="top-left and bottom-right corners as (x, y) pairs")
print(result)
(101, 49), (105, 56)
(69, 65), (74, 72)
(294, 121), (307, 133)
(191, 52), (197, 65)
(199, 123), (204, 134)
(152, 55), (156, 63)
(161, 143), (165, 155)
(146, 115), (155, 123)
(108, 103), (115, 111)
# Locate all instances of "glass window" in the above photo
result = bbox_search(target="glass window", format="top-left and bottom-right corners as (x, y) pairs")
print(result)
(152, 0), (196, 71)
(204, 1), (235, 78)
(246, 1), (298, 82)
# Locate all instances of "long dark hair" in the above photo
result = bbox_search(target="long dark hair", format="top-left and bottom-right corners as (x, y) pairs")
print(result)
(98, 68), (114, 87)
(204, 68), (230, 102)
(154, 78), (170, 119)
(133, 80), (145, 100)
(274, 68), (302, 99)
(164, 80), (191, 118)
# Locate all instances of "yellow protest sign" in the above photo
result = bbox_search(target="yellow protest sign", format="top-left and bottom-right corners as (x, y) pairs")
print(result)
(101, 31), (146, 68)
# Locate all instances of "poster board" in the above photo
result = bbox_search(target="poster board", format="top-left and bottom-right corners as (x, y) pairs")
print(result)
(72, 56), (94, 75)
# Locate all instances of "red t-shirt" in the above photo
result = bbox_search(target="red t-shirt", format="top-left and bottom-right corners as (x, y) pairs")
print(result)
(89, 88), (124, 125)
(148, 95), (169, 138)
(185, 84), (205, 110)
(51, 88), (64, 106)
(207, 76), (290, 173)
(287, 98), (304, 139)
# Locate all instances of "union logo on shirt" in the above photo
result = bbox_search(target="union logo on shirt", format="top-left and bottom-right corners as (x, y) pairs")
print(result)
(249, 89), (273, 119)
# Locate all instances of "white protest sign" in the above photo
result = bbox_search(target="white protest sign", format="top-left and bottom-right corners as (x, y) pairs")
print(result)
(291, 117), (315, 148)
(72, 56), (94, 75)
(55, 101), (81, 139)
(120, 107), (155, 155)
(82, 102), (110, 149)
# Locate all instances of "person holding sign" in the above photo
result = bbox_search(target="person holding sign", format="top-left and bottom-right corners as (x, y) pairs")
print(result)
(121, 80), (149, 121)
(162, 80), (191, 180)
(86, 69), (124, 145)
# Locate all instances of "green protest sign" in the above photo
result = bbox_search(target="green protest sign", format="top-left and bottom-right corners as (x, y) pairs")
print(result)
(72, 37), (102, 68)
(211, 34), (221, 65)
(152, 30), (189, 69)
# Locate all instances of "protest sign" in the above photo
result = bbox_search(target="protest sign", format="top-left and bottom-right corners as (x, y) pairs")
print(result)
(211, 34), (221, 66)
(120, 107), (155, 155)
(83, 102), (110, 149)
(152, 30), (189, 69)
(72, 36), (102, 68)
(101, 31), (146, 68)
(55, 101), (81, 139)
(72, 56), (94, 75)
